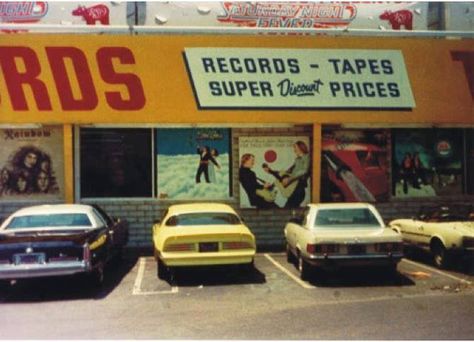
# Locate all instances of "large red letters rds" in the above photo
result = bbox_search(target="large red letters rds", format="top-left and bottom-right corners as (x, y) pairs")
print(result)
(0, 46), (146, 111)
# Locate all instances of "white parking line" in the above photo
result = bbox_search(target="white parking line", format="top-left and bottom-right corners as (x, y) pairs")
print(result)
(264, 253), (314, 289)
(402, 258), (472, 285)
(132, 257), (178, 295)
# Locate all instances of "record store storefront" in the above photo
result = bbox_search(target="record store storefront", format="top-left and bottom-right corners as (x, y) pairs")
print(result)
(0, 34), (472, 247)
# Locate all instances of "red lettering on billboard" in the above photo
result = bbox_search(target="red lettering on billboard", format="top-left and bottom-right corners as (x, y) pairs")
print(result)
(46, 47), (98, 110)
(0, 46), (52, 110)
(97, 47), (146, 110)
(0, 45), (146, 112)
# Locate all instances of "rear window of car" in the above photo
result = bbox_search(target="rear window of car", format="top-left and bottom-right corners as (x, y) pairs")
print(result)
(314, 208), (381, 228)
(166, 213), (241, 226)
(6, 214), (93, 229)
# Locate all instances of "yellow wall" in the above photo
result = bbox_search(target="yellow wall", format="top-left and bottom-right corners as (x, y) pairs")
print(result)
(0, 34), (472, 125)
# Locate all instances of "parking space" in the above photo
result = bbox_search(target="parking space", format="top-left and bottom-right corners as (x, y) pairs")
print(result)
(0, 252), (473, 340)
(131, 253), (473, 303)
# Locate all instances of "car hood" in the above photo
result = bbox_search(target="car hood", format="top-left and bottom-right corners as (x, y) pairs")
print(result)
(309, 227), (402, 244)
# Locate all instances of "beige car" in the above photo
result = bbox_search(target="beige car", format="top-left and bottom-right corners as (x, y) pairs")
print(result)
(285, 203), (403, 280)
(389, 205), (474, 269)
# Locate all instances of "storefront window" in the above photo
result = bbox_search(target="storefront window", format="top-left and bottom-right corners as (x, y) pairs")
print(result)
(80, 128), (152, 198)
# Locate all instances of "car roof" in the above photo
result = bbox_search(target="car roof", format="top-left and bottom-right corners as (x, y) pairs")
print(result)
(307, 203), (375, 210)
(167, 203), (237, 216)
(9, 204), (95, 217)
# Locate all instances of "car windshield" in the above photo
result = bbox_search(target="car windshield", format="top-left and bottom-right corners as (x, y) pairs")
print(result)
(419, 205), (474, 222)
(314, 208), (381, 228)
(6, 214), (93, 229)
(166, 213), (241, 226)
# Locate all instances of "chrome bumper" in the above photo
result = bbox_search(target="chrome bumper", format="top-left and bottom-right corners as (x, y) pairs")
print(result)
(305, 252), (404, 267)
(0, 261), (91, 280)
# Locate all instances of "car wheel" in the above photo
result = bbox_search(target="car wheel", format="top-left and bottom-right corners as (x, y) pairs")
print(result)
(286, 244), (295, 264)
(157, 258), (169, 280)
(298, 253), (311, 281)
(431, 240), (449, 269)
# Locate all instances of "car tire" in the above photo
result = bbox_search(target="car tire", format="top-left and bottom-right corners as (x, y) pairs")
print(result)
(431, 240), (449, 269)
(286, 244), (296, 264)
(298, 253), (311, 281)
(157, 258), (169, 280)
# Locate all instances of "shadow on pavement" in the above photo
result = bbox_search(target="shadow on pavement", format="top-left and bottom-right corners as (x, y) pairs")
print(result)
(405, 248), (474, 276)
(168, 264), (266, 287)
(0, 255), (139, 303)
(305, 267), (415, 287)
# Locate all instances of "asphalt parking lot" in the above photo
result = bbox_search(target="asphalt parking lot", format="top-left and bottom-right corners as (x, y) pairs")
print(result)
(0, 252), (473, 339)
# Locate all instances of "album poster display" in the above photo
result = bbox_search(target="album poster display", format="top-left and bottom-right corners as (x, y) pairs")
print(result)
(0, 126), (64, 200)
(238, 136), (311, 209)
(321, 129), (390, 203)
(156, 128), (231, 200)
(392, 129), (464, 198)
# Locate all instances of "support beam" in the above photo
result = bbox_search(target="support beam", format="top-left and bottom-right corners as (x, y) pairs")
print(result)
(63, 124), (74, 203)
(311, 124), (321, 203)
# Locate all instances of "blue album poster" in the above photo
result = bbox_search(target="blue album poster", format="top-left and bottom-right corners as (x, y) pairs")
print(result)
(156, 128), (231, 199)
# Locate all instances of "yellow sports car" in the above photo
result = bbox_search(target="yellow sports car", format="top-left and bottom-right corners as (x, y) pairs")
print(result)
(152, 203), (256, 279)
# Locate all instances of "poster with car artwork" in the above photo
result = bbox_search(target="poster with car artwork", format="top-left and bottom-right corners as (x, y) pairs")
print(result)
(0, 126), (64, 200)
(156, 128), (231, 200)
(321, 129), (390, 203)
(392, 129), (464, 198)
(238, 136), (311, 209)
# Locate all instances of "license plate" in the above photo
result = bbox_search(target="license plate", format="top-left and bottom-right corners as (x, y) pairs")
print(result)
(13, 253), (45, 265)
(199, 242), (219, 253)
(347, 244), (366, 255)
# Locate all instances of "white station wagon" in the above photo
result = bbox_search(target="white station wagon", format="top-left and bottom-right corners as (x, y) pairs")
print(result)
(285, 203), (403, 280)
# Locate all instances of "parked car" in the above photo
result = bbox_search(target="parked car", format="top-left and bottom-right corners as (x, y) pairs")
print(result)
(152, 203), (256, 280)
(0, 204), (128, 287)
(285, 203), (403, 280)
(389, 204), (474, 268)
